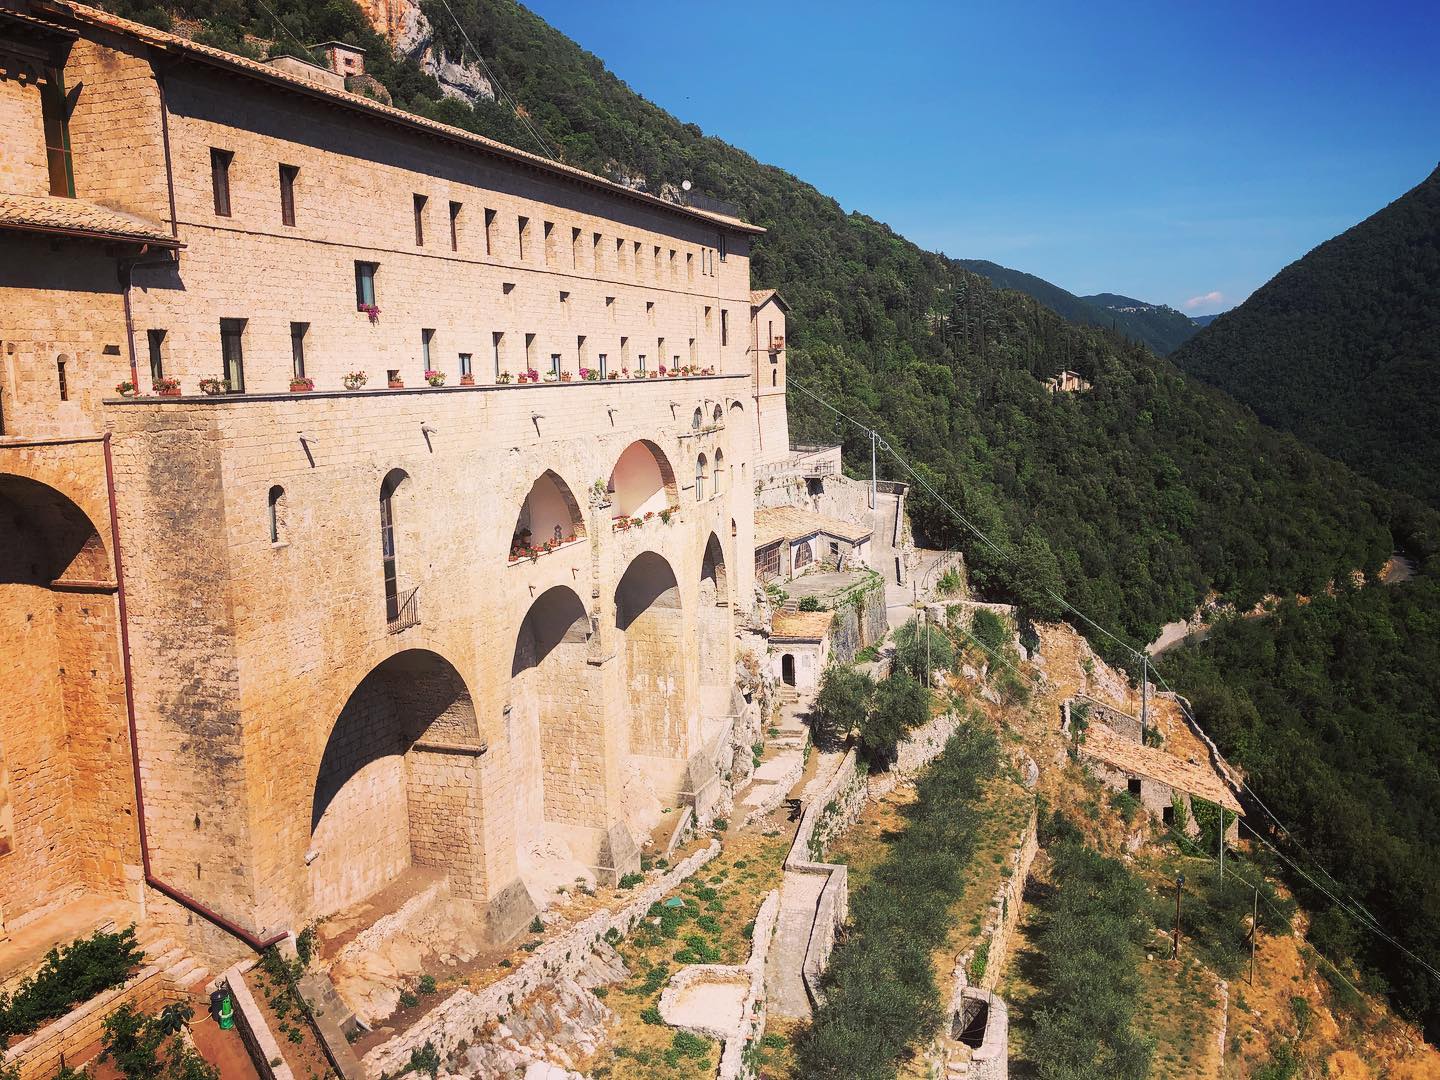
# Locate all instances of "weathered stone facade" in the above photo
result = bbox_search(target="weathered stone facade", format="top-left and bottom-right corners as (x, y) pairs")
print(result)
(0, 0), (789, 963)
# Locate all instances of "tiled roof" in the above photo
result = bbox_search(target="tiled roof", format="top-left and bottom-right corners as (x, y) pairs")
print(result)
(52, 1), (764, 236)
(770, 610), (834, 641)
(754, 506), (872, 549)
(0, 192), (178, 247)
(1081, 723), (1243, 814)
(750, 288), (788, 310)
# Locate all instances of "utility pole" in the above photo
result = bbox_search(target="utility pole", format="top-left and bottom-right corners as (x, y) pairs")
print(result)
(1250, 885), (1259, 986)
(1218, 808), (1226, 884)
(870, 429), (877, 510)
(924, 604), (931, 688)
(1141, 653), (1150, 742)
(1172, 873), (1185, 959)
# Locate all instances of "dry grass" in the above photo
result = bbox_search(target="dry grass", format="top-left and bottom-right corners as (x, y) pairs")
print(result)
(584, 823), (790, 1080)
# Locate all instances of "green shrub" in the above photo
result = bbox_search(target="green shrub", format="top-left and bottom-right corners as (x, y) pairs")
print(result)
(618, 872), (645, 889)
(417, 974), (437, 995)
(859, 671), (930, 767)
(0, 925), (144, 1040)
(529, 916), (545, 934)
(798, 595), (823, 612)
(894, 617), (955, 682)
(969, 607), (1009, 655)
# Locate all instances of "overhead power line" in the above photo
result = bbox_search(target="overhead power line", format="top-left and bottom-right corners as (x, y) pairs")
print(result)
(789, 377), (1440, 985)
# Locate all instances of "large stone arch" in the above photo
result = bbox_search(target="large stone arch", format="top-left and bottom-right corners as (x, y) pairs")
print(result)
(510, 585), (622, 880)
(309, 649), (487, 917)
(615, 551), (687, 768)
(608, 440), (677, 518)
(0, 473), (130, 929)
(510, 470), (585, 560)
(698, 532), (732, 719)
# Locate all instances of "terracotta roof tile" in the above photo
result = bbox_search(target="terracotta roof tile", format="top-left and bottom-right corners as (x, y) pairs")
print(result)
(754, 506), (872, 549)
(0, 192), (177, 246)
(1081, 723), (1243, 814)
(770, 610), (834, 641)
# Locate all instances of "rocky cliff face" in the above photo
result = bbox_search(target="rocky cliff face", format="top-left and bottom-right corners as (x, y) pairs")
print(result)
(357, 0), (494, 104)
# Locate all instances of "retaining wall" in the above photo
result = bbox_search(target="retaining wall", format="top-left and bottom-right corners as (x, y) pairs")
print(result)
(868, 712), (961, 799)
(363, 841), (721, 1077)
(2, 960), (187, 1080)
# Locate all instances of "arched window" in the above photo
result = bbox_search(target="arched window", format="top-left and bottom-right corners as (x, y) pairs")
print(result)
(695, 453), (708, 501)
(713, 449), (725, 496)
(692, 407), (703, 430)
(713, 404), (723, 425)
(268, 485), (285, 544)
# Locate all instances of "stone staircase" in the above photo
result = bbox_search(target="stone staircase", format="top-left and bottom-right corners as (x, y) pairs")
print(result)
(133, 925), (211, 997)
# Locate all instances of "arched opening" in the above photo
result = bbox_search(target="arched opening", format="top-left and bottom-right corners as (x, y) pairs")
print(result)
(511, 470), (584, 560)
(794, 540), (814, 572)
(615, 552), (688, 767)
(712, 404), (723, 425)
(714, 449), (725, 496)
(510, 586), (610, 877)
(781, 654), (796, 686)
(268, 485), (285, 544)
(0, 474), (131, 925)
(310, 649), (485, 916)
(695, 453), (708, 502)
(691, 407), (703, 430)
(608, 440), (676, 519)
(698, 533), (732, 720)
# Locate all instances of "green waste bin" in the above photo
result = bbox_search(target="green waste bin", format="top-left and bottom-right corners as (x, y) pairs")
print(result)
(218, 993), (234, 1031)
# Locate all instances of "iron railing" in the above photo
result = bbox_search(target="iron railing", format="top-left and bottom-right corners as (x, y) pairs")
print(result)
(387, 586), (419, 634)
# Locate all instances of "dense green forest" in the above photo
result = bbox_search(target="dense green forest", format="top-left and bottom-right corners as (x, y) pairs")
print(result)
(1171, 164), (1440, 507)
(100, 0), (1439, 658)
(1160, 578), (1440, 1039)
(956, 260), (1201, 355)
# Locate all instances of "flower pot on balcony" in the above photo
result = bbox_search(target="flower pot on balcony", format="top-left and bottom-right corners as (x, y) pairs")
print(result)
(290, 378), (314, 393)
(388, 378), (405, 389)
(460, 374), (475, 386)
(343, 372), (367, 390)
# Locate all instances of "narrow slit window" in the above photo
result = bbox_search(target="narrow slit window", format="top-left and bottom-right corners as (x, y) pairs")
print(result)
(413, 193), (427, 246)
(41, 68), (74, 197)
(518, 215), (530, 260)
(484, 207), (496, 254)
(355, 261), (378, 309)
(147, 329), (166, 382)
(459, 352), (472, 378)
(493, 331), (504, 379)
(210, 148), (233, 217)
(421, 328), (435, 370)
(720, 309), (729, 347)
(220, 318), (246, 392)
(290, 322), (308, 378)
(56, 357), (68, 401)
(279, 164), (298, 226)
(268, 485), (285, 544)
(449, 201), (462, 251)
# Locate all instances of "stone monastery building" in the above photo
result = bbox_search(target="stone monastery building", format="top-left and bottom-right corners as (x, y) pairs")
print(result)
(0, 0), (796, 958)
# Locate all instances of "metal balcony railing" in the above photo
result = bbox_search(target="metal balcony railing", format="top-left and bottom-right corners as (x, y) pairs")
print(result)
(387, 586), (420, 634)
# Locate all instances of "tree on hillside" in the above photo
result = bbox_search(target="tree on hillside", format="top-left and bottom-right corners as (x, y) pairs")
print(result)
(813, 666), (874, 750)
(894, 617), (955, 683)
(862, 672), (932, 767)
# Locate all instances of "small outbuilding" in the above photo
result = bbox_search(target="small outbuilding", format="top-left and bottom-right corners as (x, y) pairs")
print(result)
(769, 610), (834, 691)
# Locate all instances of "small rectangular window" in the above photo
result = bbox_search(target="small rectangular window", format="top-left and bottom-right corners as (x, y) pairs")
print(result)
(721, 309), (729, 347)
(484, 207), (496, 255)
(449, 201), (462, 251)
(543, 220), (555, 265)
(638, 353), (647, 374)
(41, 68), (74, 198)
(220, 318), (246, 392)
(459, 352), (472, 377)
(210, 148), (233, 217)
(279, 164), (298, 227)
(147, 329), (166, 382)
(56, 357), (68, 401)
(593, 231), (602, 270)
(1128, 777), (1143, 797)
(355, 261), (377, 308)
(620, 336), (629, 367)
(290, 322), (308, 378)
(598, 353), (607, 379)
(633, 240), (642, 278)
(689, 338), (697, 366)
(577, 335), (587, 367)
(518, 216), (530, 260)
(669, 249), (677, 280)
(704, 306), (713, 329)
(653, 245), (661, 280)
(686, 251), (694, 283)
(524, 332), (535, 367)
(421, 328), (436, 369)
(571, 226), (582, 267)
(718, 233), (728, 262)
(413, 194), (427, 246)
(549, 353), (561, 377)
(492, 331), (504, 379)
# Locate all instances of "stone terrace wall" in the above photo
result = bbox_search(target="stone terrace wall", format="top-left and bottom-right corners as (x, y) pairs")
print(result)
(363, 841), (720, 1077)
(2, 959), (187, 1080)
(824, 571), (887, 665)
(868, 712), (961, 799)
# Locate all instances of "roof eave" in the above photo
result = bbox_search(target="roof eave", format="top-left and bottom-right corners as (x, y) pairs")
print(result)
(0, 221), (182, 249)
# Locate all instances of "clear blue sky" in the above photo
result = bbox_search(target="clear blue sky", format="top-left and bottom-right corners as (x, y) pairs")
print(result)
(526, 0), (1439, 315)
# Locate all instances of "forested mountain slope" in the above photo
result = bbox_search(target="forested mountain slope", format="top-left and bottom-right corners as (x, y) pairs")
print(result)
(1162, 578), (1440, 1041)
(1171, 164), (1440, 507)
(956, 260), (1201, 355)
(102, 0), (1439, 658)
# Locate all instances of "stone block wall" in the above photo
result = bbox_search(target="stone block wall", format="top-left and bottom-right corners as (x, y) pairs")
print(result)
(824, 570), (887, 664)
